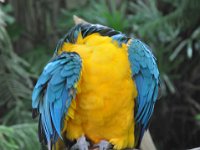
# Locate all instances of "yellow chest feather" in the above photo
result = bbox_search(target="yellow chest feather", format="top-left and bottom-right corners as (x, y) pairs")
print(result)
(58, 33), (137, 149)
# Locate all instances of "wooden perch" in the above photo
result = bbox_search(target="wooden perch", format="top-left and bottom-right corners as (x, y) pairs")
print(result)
(188, 148), (200, 150)
(140, 130), (156, 150)
(73, 15), (89, 25)
(73, 15), (157, 150)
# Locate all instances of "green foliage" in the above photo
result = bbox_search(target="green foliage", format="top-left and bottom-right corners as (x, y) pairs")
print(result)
(0, 5), (40, 150)
(59, 0), (130, 32)
(0, 123), (40, 150)
(84, 0), (129, 32)
(23, 45), (51, 76)
(0, 4), (14, 25)
(0, 8), (34, 125)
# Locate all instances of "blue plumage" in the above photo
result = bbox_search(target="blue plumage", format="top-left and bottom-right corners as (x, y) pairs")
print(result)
(32, 52), (82, 145)
(128, 39), (159, 147)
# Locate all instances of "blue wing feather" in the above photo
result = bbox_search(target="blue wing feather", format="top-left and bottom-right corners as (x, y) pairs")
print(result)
(32, 52), (82, 145)
(128, 39), (159, 147)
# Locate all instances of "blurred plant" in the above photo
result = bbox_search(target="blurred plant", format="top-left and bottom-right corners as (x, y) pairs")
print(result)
(85, 0), (129, 32)
(0, 123), (39, 150)
(23, 45), (51, 76)
(59, 0), (130, 32)
(0, 5), (34, 125)
(0, 4), (40, 150)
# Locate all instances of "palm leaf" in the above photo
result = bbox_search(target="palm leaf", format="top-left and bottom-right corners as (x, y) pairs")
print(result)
(0, 123), (40, 150)
(0, 6), (33, 125)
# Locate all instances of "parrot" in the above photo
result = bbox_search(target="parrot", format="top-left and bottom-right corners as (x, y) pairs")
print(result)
(32, 23), (160, 150)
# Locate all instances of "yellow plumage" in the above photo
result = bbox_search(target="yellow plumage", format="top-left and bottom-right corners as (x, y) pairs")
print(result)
(57, 33), (138, 149)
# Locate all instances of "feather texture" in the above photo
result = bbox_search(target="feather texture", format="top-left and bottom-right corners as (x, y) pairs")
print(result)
(53, 23), (129, 56)
(128, 39), (159, 147)
(32, 52), (82, 147)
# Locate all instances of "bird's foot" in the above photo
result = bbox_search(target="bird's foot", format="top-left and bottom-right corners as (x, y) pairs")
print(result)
(71, 135), (90, 150)
(95, 140), (112, 150)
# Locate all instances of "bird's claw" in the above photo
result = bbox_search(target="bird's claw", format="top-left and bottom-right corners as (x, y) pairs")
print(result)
(95, 140), (112, 150)
(70, 135), (90, 150)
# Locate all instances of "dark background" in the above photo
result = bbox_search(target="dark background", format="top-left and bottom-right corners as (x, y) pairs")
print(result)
(0, 0), (200, 149)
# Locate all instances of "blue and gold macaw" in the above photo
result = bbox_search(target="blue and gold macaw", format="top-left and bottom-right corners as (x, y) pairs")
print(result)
(32, 23), (159, 150)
